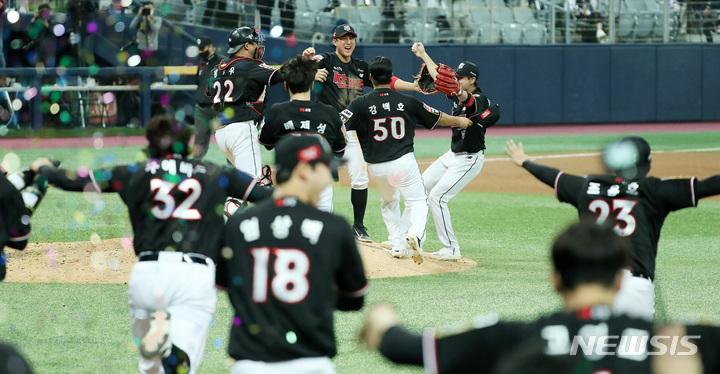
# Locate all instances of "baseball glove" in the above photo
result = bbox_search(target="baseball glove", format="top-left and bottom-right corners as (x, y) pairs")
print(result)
(413, 63), (437, 95)
(435, 64), (461, 97)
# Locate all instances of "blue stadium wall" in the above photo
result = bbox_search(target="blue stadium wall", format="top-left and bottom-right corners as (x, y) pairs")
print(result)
(339, 43), (720, 125)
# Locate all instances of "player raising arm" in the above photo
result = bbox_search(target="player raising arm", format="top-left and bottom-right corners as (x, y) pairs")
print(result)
(341, 56), (472, 264)
(301, 24), (417, 242)
(208, 26), (280, 180)
(258, 55), (347, 212)
(0, 162), (55, 281)
(31, 115), (273, 374)
(360, 221), (718, 373)
(409, 42), (501, 261)
(504, 137), (720, 321)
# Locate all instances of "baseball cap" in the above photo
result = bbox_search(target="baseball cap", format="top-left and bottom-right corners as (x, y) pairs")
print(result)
(333, 24), (357, 39)
(275, 135), (342, 181)
(603, 136), (652, 180)
(197, 36), (212, 49)
(456, 61), (479, 78)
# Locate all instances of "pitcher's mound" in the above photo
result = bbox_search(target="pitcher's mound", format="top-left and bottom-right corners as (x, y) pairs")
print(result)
(358, 241), (477, 279)
(4, 238), (477, 283)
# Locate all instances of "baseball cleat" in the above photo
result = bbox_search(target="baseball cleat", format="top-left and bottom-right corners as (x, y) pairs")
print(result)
(428, 249), (461, 261)
(139, 310), (172, 359)
(391, 249), (408, 259)
(353, 225), (372, 243)
(406, 234), (424, 265)
(380, 241), (392, 250)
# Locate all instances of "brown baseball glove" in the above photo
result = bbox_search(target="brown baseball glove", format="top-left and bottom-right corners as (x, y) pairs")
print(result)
(413, 63), (438, 95)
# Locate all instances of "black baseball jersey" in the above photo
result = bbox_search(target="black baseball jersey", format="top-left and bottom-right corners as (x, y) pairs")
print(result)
(383, 305), (653, 374)
(450, 88), (491, 153)
(0, 174), (31, 251)
(554, 173), (697, 280)
(208, 57), (281, 124)
(258, 100), (348, 154)
(217, 196), (368, 362)
(686, 324), (720, 374)
(38, 157), (272, 260)
(340, 88), (442, 163)
(313, 52), (373, 112)
(195, 52), (223, 106)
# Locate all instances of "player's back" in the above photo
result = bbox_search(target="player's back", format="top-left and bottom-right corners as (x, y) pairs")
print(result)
(116, 157), (247, 260)
(574, 174), (696, 280)
(222, 196), (365, 362)
(259, 100), (347, 153)
(342, 88), (441, 163)
(530, 306), (653, 373)
(437, 305), (652, 373)
(211, 57), (277, 122)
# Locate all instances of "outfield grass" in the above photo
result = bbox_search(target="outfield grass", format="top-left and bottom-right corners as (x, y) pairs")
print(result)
(1, 131), (719, 373)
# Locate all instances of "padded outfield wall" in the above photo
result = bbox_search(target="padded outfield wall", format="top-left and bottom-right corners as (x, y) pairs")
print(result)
(332, 43), (720, 126)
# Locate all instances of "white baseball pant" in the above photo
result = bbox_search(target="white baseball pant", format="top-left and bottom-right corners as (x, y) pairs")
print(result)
(231, 356), (335, 374)
(367, 152), (428, 253)
(128, 252), (217, 374)
(317, 184), (334, 213)
(422, 150), (485, 255)
(613, 269), (655, 321)
(215, 120), (264, 179)
(344, 131), (369, 190)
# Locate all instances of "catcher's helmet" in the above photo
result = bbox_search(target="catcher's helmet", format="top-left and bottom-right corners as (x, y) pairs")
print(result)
(227, 27), (265, 59)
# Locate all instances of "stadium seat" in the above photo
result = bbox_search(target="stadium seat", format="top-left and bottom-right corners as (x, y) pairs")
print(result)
(470, 7), (503, 43)
(502, 22), (523, 43)
(522, 22), (547, 44)
(512, 6), (536, 24)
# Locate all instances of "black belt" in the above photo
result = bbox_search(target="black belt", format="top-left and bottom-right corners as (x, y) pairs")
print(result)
(632, 271), (652, 282)
(137, 251), (213, 266)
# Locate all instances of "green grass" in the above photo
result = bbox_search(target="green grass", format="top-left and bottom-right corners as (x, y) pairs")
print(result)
(1, 131), (719, 373)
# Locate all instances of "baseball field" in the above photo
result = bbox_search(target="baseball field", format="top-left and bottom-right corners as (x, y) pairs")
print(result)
(1, 125), (719, 373)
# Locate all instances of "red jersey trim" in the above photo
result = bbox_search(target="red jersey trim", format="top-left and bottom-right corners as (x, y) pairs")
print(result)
(429, 113), (441, 131)
(267, 69), (278, 86)
(690, 176), (697, 207)
(390, 76), (399, 90)
(89, 170), (102, 193)
(554, 171), (564, 200)
(339, 283), (370, 298)
(422, 329), (439, 374)
(242, 179), (259, 201)
(9, 232), (31, 242)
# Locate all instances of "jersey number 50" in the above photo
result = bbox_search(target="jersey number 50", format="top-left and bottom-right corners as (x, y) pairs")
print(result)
(588, 199), (638, 237)
(250, 247), (310, 304)
(372, 117), (406, 141)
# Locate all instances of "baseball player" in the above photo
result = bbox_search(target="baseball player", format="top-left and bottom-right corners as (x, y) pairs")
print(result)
(192, 35), (224, 160)
(216, 135), (368, 374)
(0, 165), (49, 281)
(411, 42), (501, 261)
(340, 56), (472, 263)
(302, 24), (418, 242)
(504, 137), (720, 321)
(360, 221), (657, 373)
(208, 26), (281, 180)
(31, 114), (273, 374)
(258, 55), (347, 212)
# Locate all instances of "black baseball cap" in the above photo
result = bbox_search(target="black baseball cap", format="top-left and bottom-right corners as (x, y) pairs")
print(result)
(275, 135), (342, 181)
(197, 36), (212, 49)
(456, 61), (479, 78)
(603, 136), (652, 180)
(333, 24), (357, 39)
